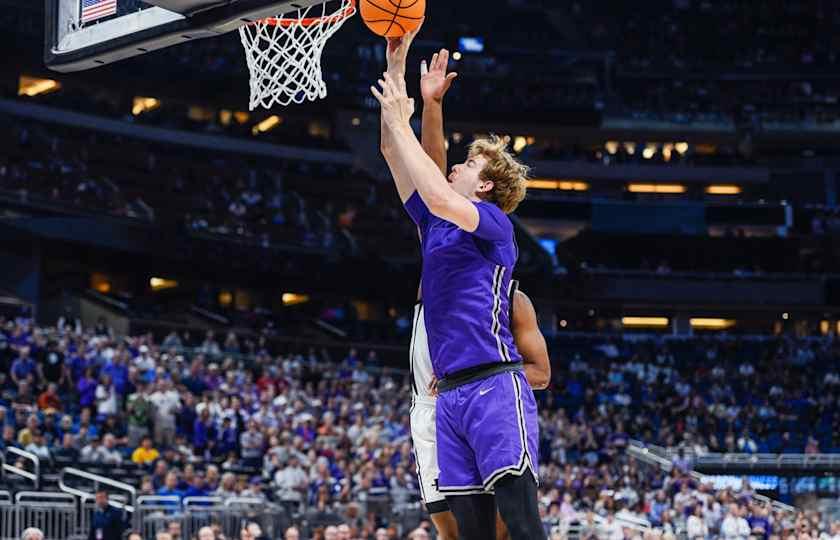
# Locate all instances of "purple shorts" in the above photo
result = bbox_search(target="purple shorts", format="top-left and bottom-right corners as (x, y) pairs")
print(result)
(435, 369), (539, 494)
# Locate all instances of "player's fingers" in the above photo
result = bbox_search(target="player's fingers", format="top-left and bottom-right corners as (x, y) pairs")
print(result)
(420, 60), (428, 76)
(446, 72), (458, 82)
(377, 78), (391, 99)
(439, 49), (449, 69)
(370, 85), (384, 103)
(430, 53), (439, 70)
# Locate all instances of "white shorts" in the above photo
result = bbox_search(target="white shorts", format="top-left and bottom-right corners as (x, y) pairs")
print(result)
(410, 396), (448, 511)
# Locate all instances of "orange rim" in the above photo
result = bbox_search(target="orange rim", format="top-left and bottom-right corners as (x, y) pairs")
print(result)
(259, 0), (356, 27)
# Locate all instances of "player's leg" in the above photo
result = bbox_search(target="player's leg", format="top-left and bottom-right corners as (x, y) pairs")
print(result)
(445, 494), (496, 540)
(429, 510), (459, 540)
(495, 510), (510, 540)
(436, 391), (495, 539)
(495, 471), (544, 539)
(464, 371), (546, 540)
(411, 401), (458, 540)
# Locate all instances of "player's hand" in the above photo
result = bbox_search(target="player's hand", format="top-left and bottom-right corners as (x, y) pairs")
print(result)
(421, 49), (458, 104)
(427, 375), (439, 397)
(371, 72), (414, 130)
(385, 18), (424, 77)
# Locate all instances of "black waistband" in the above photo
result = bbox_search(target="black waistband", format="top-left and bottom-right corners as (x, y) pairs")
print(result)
(437, 362), (523, 393)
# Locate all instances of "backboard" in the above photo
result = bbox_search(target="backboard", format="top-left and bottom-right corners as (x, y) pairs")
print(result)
(45, 0), (330, 72)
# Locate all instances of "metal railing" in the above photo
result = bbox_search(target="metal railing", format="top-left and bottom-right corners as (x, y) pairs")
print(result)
(58, 467), (138, 513)
(58, 466), (138, 536)
(3, 447), (40, 489)
(628, 440), (797, 516)
(12, 492), (77, 540)
(0, 491), (13, 540)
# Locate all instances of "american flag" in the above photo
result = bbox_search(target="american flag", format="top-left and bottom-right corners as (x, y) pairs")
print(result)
(80, 0), (117, 24)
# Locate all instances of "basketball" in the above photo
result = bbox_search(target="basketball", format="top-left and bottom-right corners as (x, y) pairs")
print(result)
(360, 0), (426, 38)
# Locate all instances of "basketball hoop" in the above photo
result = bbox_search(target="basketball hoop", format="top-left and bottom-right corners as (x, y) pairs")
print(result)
(239, 0), (356, 110)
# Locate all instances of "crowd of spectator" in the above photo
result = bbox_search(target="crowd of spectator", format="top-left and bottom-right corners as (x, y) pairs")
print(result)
(0, 114), (419, 259)
(1, 313), (840, 538)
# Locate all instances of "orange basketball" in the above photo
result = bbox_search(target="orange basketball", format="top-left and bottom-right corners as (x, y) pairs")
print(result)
(360, 0), (425, 38)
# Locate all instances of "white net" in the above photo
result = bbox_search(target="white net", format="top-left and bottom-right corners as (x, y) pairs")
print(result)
(239, 0), (355, 110)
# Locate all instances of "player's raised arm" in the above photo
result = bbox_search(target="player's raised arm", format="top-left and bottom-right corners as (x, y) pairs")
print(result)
(511, 290), (551, 390)
(373, 73), (481, 232)
(420, 49), (458, 176)
(380, 23), (423, 203)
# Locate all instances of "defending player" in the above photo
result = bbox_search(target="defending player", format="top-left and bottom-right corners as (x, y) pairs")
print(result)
(377, 29), (547, 540)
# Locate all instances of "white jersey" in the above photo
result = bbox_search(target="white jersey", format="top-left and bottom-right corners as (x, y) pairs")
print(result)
(410, 302), (435, 399)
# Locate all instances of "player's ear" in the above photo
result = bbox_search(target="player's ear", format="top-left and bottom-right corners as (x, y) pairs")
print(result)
(478, 180), (494, 193)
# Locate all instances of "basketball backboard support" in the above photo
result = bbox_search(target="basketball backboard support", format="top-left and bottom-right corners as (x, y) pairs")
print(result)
(45, 0), (329, 73)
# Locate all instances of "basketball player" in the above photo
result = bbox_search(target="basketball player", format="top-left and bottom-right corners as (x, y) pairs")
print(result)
(377, 29), (547, 540)
(411, 282), (550, 540)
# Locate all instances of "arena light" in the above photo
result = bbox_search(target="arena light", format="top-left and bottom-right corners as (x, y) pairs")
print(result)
(90, 273), (111, 294)
(513, 136), (528, 153)
(282, 293), (310, 306)
(675, 142), (689, 155)
(627, 184), (686, 194)
(662, 143), (674, 162)
(623, 142), (636, 155)
(690, 318), (735, 330)
(527, 179), (589, 191)
(706, 185), (742, 195)
(18, 76), (61, 97)
(605, 141), (619, 155)
(219, 109), (233, 126)
(622, 317), (669, 328)
(452, 51), (462, 61)
(252, 115), (282, 135)
(150, 277), (178, 291)
(132, 96), (160, 116)
(234, 111), (250, 124)
(642, 143), (658, 159)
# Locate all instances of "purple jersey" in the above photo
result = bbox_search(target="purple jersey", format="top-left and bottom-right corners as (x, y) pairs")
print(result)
(405, 191), (522, 377)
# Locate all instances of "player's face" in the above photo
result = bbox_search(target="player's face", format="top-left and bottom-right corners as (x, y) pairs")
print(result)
(448, 154), (492, 200)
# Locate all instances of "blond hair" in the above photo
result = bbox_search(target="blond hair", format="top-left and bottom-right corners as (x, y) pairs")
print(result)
(468, 135), (529, 214)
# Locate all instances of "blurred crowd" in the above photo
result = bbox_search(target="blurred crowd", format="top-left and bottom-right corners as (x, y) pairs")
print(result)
(2, 314), (840, 538)
(0, 114), (418, 258)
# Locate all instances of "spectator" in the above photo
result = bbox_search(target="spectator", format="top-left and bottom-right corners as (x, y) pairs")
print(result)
(77, 367), (98, 413)
(157, 471), (185, 503)
(275, 455), (308, 513)
(687, 504), (709, 539)
(80, 435), (104, 463)
(167, 520), (182, 540)
(284, 526), (300, 540)
(126, 382), (152, 448)
(95, 374), (118, 417)
(37, 383), (63, 412)
(24, 431), (51, 463)
(99, 433), (123, 465)
(11, 346), (37, 386)
(88, 489), (127, 540)
(197, 527), (216, 540)
(149, 379), (180, 447)
(240, 420), (264, 468)
(721, 503), (751, 540)
(132, 436), (160, 465)
(20, 528), (44, 540)
(54, 433), (80, 465)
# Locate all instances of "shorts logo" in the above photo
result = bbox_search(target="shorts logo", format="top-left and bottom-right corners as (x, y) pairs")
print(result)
(478, 386), (495, 396)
